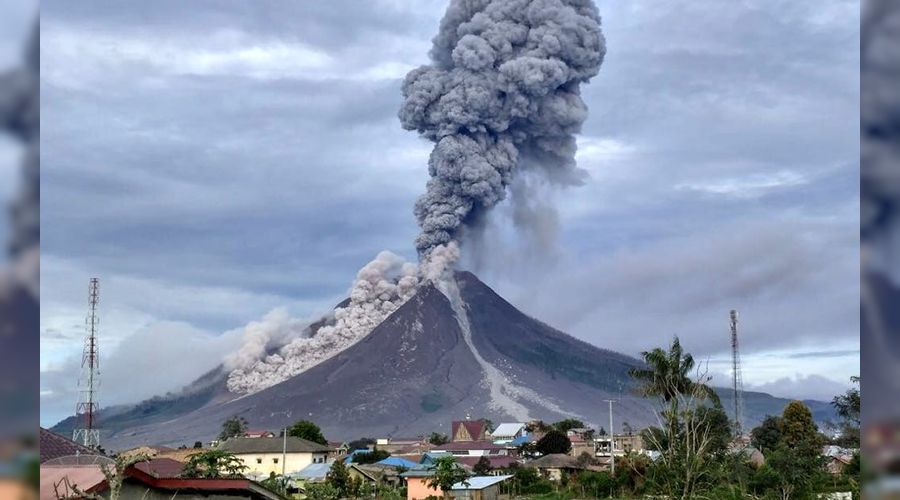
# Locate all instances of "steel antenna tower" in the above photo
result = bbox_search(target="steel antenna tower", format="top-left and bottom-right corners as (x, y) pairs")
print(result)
(73, 278), (101, 449)
(730, 309), (744, 437)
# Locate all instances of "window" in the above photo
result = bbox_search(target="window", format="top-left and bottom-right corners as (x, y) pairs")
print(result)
(273, 458), (279, 464)
(256, 458), (262, 464)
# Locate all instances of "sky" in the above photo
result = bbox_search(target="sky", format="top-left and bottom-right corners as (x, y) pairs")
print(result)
(39, 0), (860, 427)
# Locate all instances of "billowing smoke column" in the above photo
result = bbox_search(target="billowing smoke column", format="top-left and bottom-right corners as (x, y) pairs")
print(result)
(399, 0), (605, 257)
(225, 0), (605, 395)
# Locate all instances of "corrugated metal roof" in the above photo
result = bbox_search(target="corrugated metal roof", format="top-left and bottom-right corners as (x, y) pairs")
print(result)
(451, 475), (512, 490)
(294, 462), (331, 480)
(219, 436), (331, 454)
(491, 423), (525, 437)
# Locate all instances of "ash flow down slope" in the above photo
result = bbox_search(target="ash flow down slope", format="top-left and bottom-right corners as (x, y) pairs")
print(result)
(55, 271), (835, 449)
(57, 271), (639, 448)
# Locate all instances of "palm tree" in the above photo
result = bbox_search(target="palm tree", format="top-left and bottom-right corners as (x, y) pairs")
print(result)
(629, 336), (720, 407)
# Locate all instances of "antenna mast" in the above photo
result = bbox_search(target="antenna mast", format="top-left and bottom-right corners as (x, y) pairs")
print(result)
(730, 309), (744, 437)
(73, 278), (101, 449)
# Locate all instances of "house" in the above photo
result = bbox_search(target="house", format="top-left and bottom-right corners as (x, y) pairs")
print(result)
(218, 436), (330, 480)
(452, 420), (490, 442)
(294, 462), (331, 483)
(455, 455), (518, 472)
(401, 468), (442, 500)
(244, 430), (277, 438)
(447, 475), (512, 500)
(489, 423), (526, 444)
(349, 463), (405, 488)
(432, 440), (510, 458)
(375, 437), (428, 454)
(527, 454), (585, 481)
(825, 454), (854, 475)
(39, 427), (102, 464)
(42, 458), (286, 500)
(594, 434), (644, 459)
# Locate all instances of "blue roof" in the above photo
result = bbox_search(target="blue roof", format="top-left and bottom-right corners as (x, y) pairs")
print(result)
(294, 462), (331, 480)
(377, 456), (418, 468)
(508, 435), (531, 446)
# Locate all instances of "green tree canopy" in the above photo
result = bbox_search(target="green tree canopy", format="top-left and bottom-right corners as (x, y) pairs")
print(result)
(750, 415), (782, 455)
(629, 336), (720, 405)
(780, 400), (822, 453)
(218, 415), (248, 441)
(536, 430), (572, 455)
(287, 419), (328, 445)
(325, 459), (351, 497)
(182, 450), (248, 479)
(472, 456), (492, 475)
(428, 432), (449, 446)
(427, 456), (469, 497)
(552, 418), (586, 433)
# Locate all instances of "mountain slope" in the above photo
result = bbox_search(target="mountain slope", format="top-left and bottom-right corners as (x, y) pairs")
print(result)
(55, 272), (835, 449)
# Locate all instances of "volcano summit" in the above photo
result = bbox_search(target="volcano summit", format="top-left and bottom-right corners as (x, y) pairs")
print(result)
(52, 271), (834, 449)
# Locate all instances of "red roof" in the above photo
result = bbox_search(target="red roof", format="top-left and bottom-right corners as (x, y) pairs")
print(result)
(133, 458), (186, 478)
(451, 420), (488, 441)
(456, 455), (519, 469)
(433, 440), (506, 452)
(39, 427), (102, 463)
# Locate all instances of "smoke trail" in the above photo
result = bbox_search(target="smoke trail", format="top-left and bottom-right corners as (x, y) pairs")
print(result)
(400, 0), (605, 257)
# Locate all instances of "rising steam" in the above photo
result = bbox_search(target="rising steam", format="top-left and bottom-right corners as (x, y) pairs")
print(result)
(399, 0), (605, 256)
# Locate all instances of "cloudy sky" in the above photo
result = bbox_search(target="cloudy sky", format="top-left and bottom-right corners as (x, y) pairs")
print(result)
(39, 0), (859, 426)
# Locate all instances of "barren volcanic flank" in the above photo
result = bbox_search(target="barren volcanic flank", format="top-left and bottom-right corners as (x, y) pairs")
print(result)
(52, 271), (834, 450)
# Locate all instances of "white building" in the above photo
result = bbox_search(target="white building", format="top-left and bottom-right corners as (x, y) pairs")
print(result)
(218, 436), (330, 480)
(489, 423), (527, 444)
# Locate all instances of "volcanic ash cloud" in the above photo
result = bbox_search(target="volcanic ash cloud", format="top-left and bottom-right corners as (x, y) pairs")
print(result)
(399, 0), (605, 257)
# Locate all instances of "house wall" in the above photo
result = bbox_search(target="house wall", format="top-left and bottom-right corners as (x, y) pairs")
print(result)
(119, 483), (253, 500)
(234, 451), (327, 479)
(406, 477), (441, 500)
(449, 485), (502, 500)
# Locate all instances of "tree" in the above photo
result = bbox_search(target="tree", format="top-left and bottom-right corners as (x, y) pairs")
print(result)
(536, 430), (571, 455)
(750, 415), (782, 455)
(472, 456), (492, 475)
(552, 418), (586, 434)
(832, 376), (861, 447)
(695, 405), (732, 456)
(287, 419), (328, 445)
(622, 421), (634, 436)
(427, 456), (469, 498)
(218, 415), (248, 441)
(305, 482), (339, 500)
(780, 401), (822, 453)
(351, 448), (390, 464)
(54, 453), (151, 500)
(629, 336), (720, 406)
(193, 441), (203, 449)
(182, 450), (248, 478)
(348, 437), (375, 450)
(260, 473), (291, 497)
(428, 432), (449, 446)
(325, 459), (351, 497)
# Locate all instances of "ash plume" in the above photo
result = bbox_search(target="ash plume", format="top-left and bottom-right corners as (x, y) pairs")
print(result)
(399, 0), (605, 257)
(226, 251), (421, 393)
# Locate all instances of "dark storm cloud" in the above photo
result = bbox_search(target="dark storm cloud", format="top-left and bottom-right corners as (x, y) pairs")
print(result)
(40, 0), (858, 425)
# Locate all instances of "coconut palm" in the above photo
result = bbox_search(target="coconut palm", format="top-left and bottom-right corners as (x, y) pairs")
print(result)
(629, 336), (720, 406)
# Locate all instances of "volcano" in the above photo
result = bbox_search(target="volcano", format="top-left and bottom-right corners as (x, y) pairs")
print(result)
(52, 272), (834, 449)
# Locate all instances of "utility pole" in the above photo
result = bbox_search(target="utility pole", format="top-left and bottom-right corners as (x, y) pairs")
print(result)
(604, 399), (616, 476)
(730, 310), (744, 437)
(282, 427), (287, 477)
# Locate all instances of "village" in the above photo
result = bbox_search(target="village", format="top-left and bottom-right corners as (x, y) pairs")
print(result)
(40, 403), (860, 500)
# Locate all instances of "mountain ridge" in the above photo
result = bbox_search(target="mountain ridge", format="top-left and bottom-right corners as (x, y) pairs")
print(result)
(52, 271), (836, 449)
